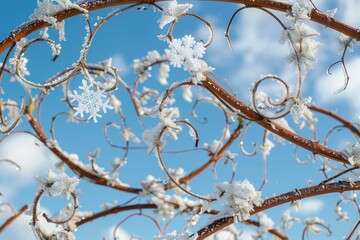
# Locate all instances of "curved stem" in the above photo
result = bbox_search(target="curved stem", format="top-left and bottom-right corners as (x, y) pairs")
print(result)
(195, 180), (360, 239)
(1, 0), (360, 55)
(202, 75), (351, 166)
(0, 205), (29, 233)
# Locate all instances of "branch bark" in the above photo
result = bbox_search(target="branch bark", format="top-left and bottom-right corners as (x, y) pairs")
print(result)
(1, 0), (360, 55)
(195, 180), (360, 239)
(0, 205), (29, 233)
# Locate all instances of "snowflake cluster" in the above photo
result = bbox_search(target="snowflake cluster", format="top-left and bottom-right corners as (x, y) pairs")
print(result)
(70, 79), (113, 123)
(204, 179), (263, 222)
(9, 38), (30, 78)
(133, 50), (170, 84)
(290, 96), (317, 129)
(165, 35), (214, 84)
(158, 0), (193, 29)
(286, 0), (313, 22)
(341, 142), (360, 165)
(337, 33), (359, 53)
(30, 0), (87, 41)
(142, 107), (181, 154)
(154, 230), (192, 240)
(281, 210), (300, 229)
(303, 217), (328, 237)
(258, 213), (275, 235)
(281, 1), (321, 68)
(36, 169), (79, 200)
(260, 136), (275, 159)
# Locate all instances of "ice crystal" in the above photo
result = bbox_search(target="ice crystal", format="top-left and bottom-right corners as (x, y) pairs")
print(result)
(337, 33), (359, 53)
(30, 0), (87, 41)
(286, 23), (321, 68)
(303, 217), (327, 237)
(260, 136), (275, 158)
(258, 213), (275, 235)
(286, 0), (313, 22)
(37, 169), (79, 200)
(158, 0), (193, 29)
(341, 142), (360, 165)
(281, 210), (300, 229)
(290, 97), (316, 129)
(208, 179), (263, 222)
(70, 79), (113, 123)
(164, 35), (214, 84)
(133, 50), (169, 84)
(154, 230), (191, 240)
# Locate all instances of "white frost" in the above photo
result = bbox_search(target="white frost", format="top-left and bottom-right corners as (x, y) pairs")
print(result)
(158, 0), (193, 29)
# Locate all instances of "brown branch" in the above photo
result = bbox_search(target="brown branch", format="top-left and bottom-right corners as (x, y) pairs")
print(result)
(76, 203), (157, 226)
(1, 0), (360, 55)
(245, 219), (289, 240)
(165, 123), (242, 190)
(195, 180), (360, 239)
(309, 105), (360, 137)
(202, 75), (351, 166)
(0, 205), (29, 233)
(26, 113), (142, 194)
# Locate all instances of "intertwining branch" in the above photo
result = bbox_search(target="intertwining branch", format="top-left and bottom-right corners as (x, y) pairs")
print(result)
(1, 0), (360, 239)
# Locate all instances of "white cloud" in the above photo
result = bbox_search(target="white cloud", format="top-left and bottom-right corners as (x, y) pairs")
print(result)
(0, 214), (36, 240)
(298, 199), (324, 215)
(338, 1), (360, 27)
(197, 11), (293, 97)
(0, 133), (57, 199)
(315, 57), (360, 118)
(112, 54), (129, 75)
(103, 225), (131, 240)
(206, 228), (255, 240)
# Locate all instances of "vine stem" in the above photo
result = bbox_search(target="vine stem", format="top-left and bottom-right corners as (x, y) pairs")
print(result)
(1, 0), (360, 55)
(195, 180), (360, 239)
(202, 75), (351, 166)
(0, 205), (29, 233)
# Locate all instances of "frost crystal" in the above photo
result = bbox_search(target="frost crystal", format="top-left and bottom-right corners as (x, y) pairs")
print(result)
(287, 0), (313, 22)
(290, 97), (316, 129)
(260, 136), (275, 158)
(70, 79), (113, 123)
(133, 50), (169, 84)
(30, 0), (87, 41)
(209, 179), (263, 221)
(154, 230), (191, 240)
(287, 23), (321, 68)
(341, 142), (360, 165)
(281, 210), (300, 229)
(165, 35), (214, 84)
(258, 213), (275, 235)
(37, 169), (79, 200)
(337, 33), (359, 53)
(158, 0), (193, 29)
(303, 217), (327, 236)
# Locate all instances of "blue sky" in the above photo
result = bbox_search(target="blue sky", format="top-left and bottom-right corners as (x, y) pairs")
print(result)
(1, 1), (360, 239)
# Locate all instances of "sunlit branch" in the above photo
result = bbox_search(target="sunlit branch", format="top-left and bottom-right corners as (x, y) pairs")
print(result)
(202, 75), (351, 166)
(195, 180), (360, 239)
(0, 205), (29, 233)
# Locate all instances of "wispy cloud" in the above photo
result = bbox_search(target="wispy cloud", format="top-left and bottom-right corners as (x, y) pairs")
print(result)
(112, 54), (129, 75)
(298, 199), (325, 215)
(0, 133), (57, 200)
(314, 57), (360, 119)
(103, 225), (131, 240)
